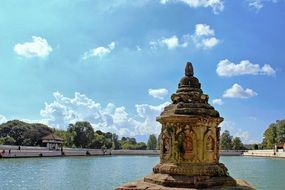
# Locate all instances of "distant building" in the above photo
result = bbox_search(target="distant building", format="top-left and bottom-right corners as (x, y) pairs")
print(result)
(276, 143), (285, 152)
(41, 134), (64, 150)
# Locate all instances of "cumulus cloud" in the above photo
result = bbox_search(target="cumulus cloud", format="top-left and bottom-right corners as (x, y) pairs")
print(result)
(149, 24), (219, 50)
(40, 92), (169, 137)
(14, 36), (52, 58)
(148, 88), (168, 99)
(212, 98), (224, 105)
(223, 83), (257, 99)
(216, 59), (276, 77)
(195, 23), (215, 36)
(0, 114), (7, 124)
(192, 24), (220, 49)
(83, 42), (115, 60)
(160, 0), (224, 14)
(220, 121), (255, 143)
(149, 35), (189, 50)
(133, 102), (169, 135)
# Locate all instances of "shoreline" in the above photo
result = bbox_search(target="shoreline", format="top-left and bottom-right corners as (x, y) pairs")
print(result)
(243, 149), (285, 159)
(0, 145), (246, 159)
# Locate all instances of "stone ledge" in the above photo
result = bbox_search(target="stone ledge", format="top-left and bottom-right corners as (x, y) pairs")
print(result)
(115, 179), (255, 190)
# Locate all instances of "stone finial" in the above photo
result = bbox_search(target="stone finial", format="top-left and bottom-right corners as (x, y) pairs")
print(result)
(185, 62), (194, 76)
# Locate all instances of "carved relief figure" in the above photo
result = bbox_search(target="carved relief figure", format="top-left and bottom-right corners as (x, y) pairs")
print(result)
(179, 129), (196, 161)
(183, 134), (193, 152)
(204, 129), (217, 162)
(163, 136), (170, 154)
(161, 128), (172, 160)
(206, 136), (215, 151)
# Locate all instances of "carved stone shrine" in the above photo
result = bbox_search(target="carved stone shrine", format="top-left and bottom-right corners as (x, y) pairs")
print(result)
(116, 62), (255, 190)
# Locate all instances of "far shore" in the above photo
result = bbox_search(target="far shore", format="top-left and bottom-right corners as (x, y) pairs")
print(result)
(0, 145), (247, 159)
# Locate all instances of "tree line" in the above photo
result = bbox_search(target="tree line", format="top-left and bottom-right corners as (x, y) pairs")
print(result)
(220, 130), (246, 150)
(262, 119), (285, 149)
(0, 120), (159, 150)
(220, 119), (285, 150)
(6, 118), (284, 150)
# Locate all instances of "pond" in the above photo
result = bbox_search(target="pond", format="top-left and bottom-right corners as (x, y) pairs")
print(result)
(0, 156), (284, 190)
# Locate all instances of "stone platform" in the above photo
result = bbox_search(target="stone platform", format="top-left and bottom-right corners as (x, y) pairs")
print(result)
(116, 178), (255, 190)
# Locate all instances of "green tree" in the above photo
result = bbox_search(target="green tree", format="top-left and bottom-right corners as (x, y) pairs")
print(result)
(253, 144), (259, 150)
(24, 124), (53, 146)
(54, 129), (75, 147)
(220, 130), (233, 150)
(90, 133), (105, 149)
(68, 121), (94, 148)
(262, 123), (277, 149)
(276, 120), (285, 144)
(0, 120), (52, 146)
(0, 136), (16, 145)
(111, 133), (120, 150)
(136, 142), (147, 150)
(147, 134), (157, 150)
(231, 137), (244, 150)
(156, 134), (161, 150)
(262, 120), (285, 149)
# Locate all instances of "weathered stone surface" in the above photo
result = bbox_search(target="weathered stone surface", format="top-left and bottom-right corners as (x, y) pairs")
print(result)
(115, 179), (255, 190)
(153, 63), (230, 187)
(115, 62), (255, 190)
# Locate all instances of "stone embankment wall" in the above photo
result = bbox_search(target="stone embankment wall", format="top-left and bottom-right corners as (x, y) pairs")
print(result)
(0, 145), (243, 159)
(0, 145), (109, 158)
(219, 150), (244, 156)
(111, 150), (159, 155)
(244, 149), (285, 158)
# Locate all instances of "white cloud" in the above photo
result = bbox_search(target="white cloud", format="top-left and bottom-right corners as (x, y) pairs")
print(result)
(160, 0), (224, 14)
(160, 0), (169, 4)
(83, 42), (115, 60)
(0, 114), (7, 124)
(223, 83), (257, 99)
(133, 102), (169, 135)
(248, 0), (263, 11)
(216, 59), (276, 77)
(161, 35), (179, 49)
(220, 121), (235, 132)
(149, 24), (219, 50)
(14, 36), (52, 58)
(148, 88), (168, 99)
(149, 35), (189, 50)
(201, 37), (219, 48)
(212, 98), (224, 105)
(220, 121), (257, 144)
(248, 0), (279, 11)
(195, 23), (215, 37)
(192, 24), (220, 49)
(40, 91), (169, 137)
(136, 45), (142, 51)
(235, 129), (250, 143)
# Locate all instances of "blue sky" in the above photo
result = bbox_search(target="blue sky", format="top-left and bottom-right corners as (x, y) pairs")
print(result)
(0, 0), (284, 143)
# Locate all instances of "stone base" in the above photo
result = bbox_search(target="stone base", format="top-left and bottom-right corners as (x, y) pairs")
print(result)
(115, 178), (255, 190)
(153, 163), (230, 177)
(144, 173), (237, 188)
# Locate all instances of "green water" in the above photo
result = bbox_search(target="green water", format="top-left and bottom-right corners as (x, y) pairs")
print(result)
(0, 156), (284, 190)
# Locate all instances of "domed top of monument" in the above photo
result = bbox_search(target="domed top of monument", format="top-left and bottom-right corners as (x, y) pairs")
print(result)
(178, 62), (201, 91)
(158, 62), (221, 119)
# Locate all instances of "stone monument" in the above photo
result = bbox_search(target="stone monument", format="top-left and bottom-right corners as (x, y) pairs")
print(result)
(116, 62), (255, 190)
